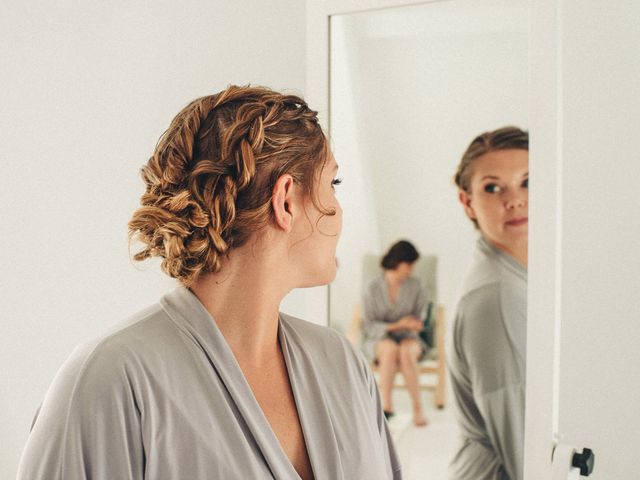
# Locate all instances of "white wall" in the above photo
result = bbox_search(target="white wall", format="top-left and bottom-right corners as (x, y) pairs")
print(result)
(0, 1), (306, 477)
(329, 0), (528, 331)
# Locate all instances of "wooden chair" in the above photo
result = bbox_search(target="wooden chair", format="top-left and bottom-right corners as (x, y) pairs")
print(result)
(346, 254), (447, 409)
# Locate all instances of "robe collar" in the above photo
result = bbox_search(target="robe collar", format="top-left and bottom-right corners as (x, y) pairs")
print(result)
(160, 286), (344, 479)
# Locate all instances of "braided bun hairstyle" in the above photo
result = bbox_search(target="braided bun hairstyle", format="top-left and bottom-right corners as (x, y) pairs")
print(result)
(128, 85), (330, 286)
(454, 126), (528, 193)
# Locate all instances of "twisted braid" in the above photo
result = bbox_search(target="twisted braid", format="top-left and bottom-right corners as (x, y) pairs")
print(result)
(128, 85), (328, 286)
(454, 126), (528, 193)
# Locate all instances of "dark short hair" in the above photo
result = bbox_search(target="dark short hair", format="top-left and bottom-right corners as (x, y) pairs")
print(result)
(381, 240), (420, 270)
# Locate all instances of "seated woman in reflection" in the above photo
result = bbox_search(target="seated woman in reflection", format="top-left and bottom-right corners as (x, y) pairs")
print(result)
(17, 86), (401, 480)
(362, 240), (429, 427)
(448, 126), (528, 480)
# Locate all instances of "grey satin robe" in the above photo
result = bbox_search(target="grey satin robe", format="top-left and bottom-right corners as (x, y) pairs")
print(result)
(17, 287), (401, 480)
(361, 275), (428, 362)
(448, 236), (527, 480)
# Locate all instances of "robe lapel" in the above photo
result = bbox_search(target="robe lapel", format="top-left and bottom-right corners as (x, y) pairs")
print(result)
(160, 288), (301, 479)
(279, 318), (345, 480)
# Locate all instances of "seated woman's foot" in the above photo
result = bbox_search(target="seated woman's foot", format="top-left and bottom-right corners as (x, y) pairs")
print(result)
(383, 410), (395, 420)
(413, 411), (428, 427)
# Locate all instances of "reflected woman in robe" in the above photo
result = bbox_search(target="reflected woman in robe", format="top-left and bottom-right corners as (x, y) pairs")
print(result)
(362, 240), (429, 427)
(17, 86), (401, 480)
(448, 126), (528, 480)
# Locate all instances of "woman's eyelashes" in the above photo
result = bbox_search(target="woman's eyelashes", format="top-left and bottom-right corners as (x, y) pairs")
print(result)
(484, 183), (502, 194)
(483, 178), (528, 194)
(331, 177), (343, 189)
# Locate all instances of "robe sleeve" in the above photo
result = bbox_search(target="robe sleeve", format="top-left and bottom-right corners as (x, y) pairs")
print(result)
(411, 279), (427, 319)
(448, 283), (525, 480)
(362, 280), (389, 345)
(477, 385), (525, 480)
(17, 339), (145, 480)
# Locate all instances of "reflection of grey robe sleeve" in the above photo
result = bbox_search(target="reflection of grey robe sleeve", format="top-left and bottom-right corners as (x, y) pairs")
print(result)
(362, 278), (390, 346)
(448, 237), (526, 480)
(412, 283), (427, 320)
(448, 286), (525, 480)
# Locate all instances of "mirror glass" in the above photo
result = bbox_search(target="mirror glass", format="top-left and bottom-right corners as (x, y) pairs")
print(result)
(329, 0), (528, 476)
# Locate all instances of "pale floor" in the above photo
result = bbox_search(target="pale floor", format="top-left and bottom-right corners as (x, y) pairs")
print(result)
(385, 386), (459, 480)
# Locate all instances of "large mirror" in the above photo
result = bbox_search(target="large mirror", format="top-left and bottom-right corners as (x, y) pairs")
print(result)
(328, 0), (528, 477)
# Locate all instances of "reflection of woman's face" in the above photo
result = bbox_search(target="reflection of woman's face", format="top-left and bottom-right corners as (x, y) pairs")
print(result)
(460, 149), (529, 254)
(394, 262), (414, 281)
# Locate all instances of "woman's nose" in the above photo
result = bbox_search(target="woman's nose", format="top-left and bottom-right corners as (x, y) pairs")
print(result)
(505, 190), (527, 209)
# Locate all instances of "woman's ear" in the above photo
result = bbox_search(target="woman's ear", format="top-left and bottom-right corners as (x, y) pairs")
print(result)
(272, 174), (296, 232)
(458, 189), (477, 221)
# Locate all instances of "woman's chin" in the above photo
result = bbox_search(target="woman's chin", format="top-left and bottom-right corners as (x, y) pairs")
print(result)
(300, 267), (338, 288)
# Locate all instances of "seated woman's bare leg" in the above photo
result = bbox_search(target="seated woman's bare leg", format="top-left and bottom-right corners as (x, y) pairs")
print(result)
(399, 339), (428, 427)
(375, 339), (400, 415)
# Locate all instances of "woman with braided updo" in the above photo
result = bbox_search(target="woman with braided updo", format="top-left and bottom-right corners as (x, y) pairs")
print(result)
(448, 126), (528, 480)
(18, 86), (401, 480)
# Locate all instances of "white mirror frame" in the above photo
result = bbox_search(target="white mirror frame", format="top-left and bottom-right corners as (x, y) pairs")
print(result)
(306, 0), (561, 478)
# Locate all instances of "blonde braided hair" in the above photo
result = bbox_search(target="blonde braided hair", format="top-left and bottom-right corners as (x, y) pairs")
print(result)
(128, 85), (330, 286)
